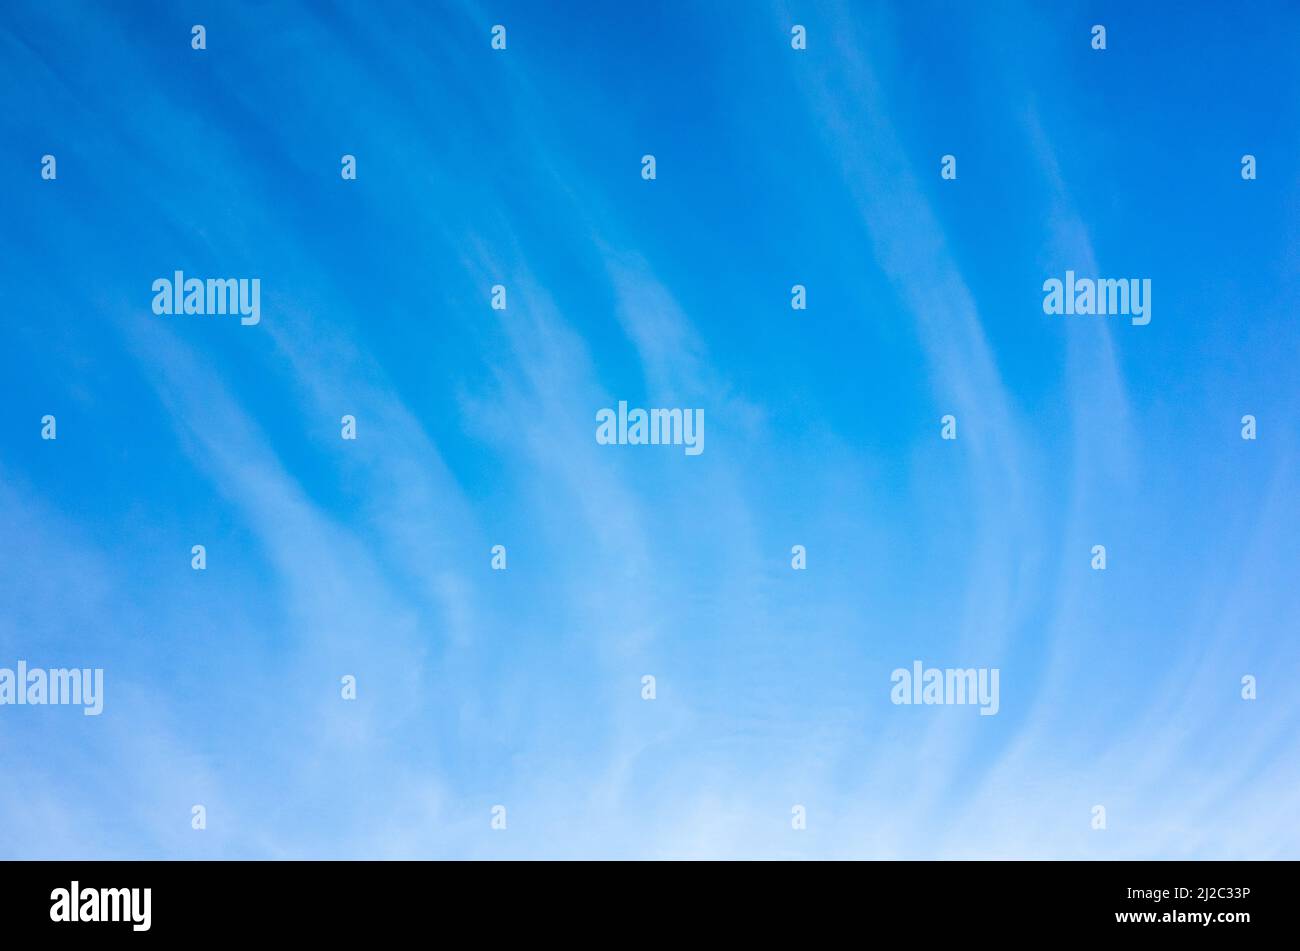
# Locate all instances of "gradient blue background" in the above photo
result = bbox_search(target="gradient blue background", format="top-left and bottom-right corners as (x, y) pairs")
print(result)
(2, 0), (1298, 858)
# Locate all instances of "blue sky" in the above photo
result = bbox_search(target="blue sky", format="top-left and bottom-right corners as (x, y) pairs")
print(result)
(1, 0), (1298, 859)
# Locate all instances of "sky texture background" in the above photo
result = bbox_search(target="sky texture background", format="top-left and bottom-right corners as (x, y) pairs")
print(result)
(1, 0), (1298, 858)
